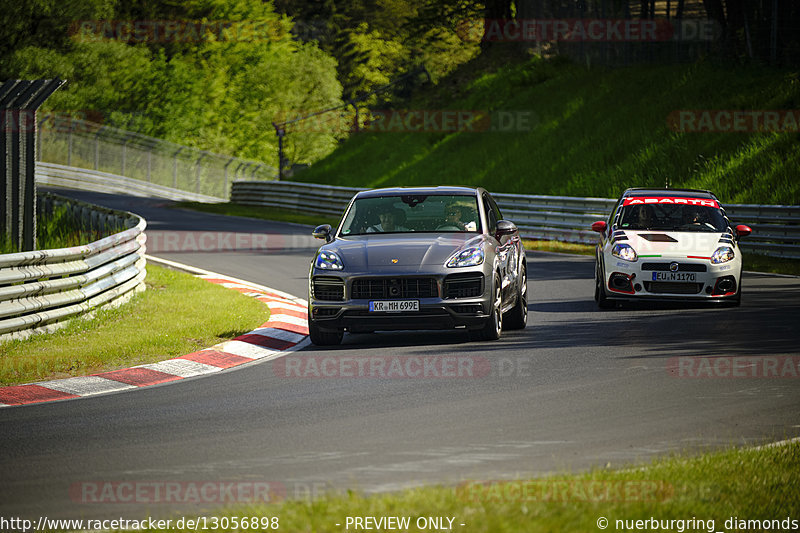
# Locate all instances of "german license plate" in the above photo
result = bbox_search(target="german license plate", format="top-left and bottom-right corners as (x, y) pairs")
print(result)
(369, 300), (419, 312)
(652, 272), (696, 282)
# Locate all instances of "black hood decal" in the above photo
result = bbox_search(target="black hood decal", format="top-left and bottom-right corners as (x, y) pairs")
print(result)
(638, 233), (679, 243)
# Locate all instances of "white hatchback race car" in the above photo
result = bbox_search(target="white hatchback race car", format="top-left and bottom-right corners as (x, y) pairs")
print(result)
(592, 188), (751, 307)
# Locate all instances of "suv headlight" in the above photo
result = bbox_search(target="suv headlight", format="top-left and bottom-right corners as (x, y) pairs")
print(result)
(711, 246), (735, 264)
(611, 243), (638, 262)
(315, 250), (344, 270)
(446, 246), (484, 268)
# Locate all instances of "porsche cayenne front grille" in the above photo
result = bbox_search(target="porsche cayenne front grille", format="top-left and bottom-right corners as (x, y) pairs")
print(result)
(643, 282), (704, 294)
(312, 277), (345, 301)
(351, 278), (438, 299)
(444, 273), (484, 299)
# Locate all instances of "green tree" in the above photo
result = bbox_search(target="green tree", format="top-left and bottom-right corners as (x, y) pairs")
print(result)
(0, 0), (115, 76)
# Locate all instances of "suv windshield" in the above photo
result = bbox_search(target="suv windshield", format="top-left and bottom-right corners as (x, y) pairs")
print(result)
(618, 204), (728, 232)
(339, 194), (482, 235)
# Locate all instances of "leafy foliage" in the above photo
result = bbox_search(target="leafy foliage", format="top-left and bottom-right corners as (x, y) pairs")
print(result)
(1, 0), (343, 166)
(273, 0), (479, 103)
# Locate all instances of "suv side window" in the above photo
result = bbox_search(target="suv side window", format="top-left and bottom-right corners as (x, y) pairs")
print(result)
(483, 194), (499, 235)
(489, 195), (503, 222)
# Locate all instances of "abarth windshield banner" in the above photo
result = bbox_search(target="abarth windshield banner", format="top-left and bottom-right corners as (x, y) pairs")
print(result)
(622, 197), (719, 208)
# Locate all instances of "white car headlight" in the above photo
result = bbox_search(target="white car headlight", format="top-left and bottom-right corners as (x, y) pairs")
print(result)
(315, 250), (344, 270)
(446, 246), (484, 268)
(711, 246), (735, 264)
(611, 243), (637, 262)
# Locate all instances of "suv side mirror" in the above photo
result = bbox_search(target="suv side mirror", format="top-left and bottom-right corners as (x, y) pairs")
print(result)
(495, 220), (518, 238)
(312, 224), (333, 243)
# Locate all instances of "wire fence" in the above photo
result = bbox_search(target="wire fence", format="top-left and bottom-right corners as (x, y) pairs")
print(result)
(37, 116), (277, 200)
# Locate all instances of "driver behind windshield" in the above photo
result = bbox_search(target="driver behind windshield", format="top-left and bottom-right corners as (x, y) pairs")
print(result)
(444, 203), (466, 230)
(620, 204), (727, 232)
(367, 206), (408, 233)
(684, 206), (706, 225)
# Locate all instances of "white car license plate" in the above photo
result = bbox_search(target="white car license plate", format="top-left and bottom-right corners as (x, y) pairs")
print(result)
(369, 300), (419, 312)
(652, 272), (697, 282)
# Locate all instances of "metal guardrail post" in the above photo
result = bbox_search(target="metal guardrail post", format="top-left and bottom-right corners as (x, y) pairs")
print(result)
(224, 157), (235, 198)
(1, 79), (65, 251)
(234, 161), (245, 182)
(0, 83), (15, 239)
(121, 131), (132, 177)
(67, 118), (73, 166)
(195, 152), (208, 194)
(94, 126), (102, 170)
(172, 147), (183, 189)
(274, 124), (285, 180)
(37, 117), (45, 163)
(241, 162), (252, 181)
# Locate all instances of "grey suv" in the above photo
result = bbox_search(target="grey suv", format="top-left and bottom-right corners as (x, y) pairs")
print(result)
(308, 186), (527, 345)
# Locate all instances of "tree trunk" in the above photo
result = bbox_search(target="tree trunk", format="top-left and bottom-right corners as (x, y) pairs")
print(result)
(481, 0), (513, 48)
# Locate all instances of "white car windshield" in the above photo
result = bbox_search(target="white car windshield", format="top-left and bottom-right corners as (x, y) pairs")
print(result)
(618, 204), (729, 232)
(339, 194), (482, 235)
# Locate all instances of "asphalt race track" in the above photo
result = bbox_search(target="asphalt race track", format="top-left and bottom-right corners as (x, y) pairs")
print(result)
(1, 189), (799, 521)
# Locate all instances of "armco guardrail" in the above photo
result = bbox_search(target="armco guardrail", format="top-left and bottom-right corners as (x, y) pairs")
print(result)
(720, 204), (800, 259)
(492, 192), (617, 244)
(0, 194), (147, 342)
(231, 180), (800, 259)
(232, 179), (360, 217)
(37, 162), (223, 203)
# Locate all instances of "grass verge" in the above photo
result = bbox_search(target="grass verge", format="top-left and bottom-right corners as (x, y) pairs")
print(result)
(742, 253), (800, 276)
(0, 263), (270, 386)
(0, 203), (120, 254)
(293, 54), (800, 205)
(124, 440), (799, 532)
(523, 239), (596, 256)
